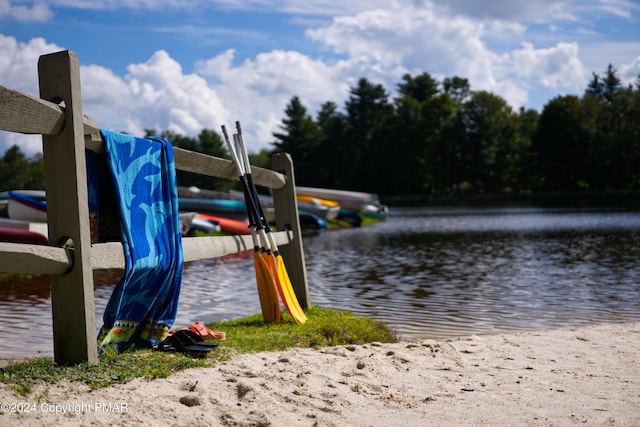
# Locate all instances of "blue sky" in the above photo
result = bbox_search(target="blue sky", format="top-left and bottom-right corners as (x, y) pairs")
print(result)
(1, 0), (639, 156)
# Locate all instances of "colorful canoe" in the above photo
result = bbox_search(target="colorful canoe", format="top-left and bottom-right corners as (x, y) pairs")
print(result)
(195, 213), (250, 235)
(0, 227), (48, 245)
(189, 216), (222, 234)
(299, 211), (328, 231)
(0, 189), (47, 202)
(7, 191), (47, 222)
(296, 196), (340, 221)
(296, 194), (339, 208)
(336, 208), (363, 227)
(178, 198), (248, 221)
(296, 186), (388, 217)
(0, 217), (48, 235)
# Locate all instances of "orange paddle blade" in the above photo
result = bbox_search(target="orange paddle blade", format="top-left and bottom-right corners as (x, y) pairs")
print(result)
(253, 251), (281, 323)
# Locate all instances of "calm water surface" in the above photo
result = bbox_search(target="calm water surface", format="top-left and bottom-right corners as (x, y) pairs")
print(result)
(2, 206), (640, 357)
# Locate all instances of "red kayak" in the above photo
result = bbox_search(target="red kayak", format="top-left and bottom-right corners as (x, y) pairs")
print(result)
(0, 227), (48, 245)
(195, 213), (251, 235)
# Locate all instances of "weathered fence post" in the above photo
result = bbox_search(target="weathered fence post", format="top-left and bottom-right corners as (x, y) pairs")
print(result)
(38, 51), (98, 365)
(271, 152), (310, 309)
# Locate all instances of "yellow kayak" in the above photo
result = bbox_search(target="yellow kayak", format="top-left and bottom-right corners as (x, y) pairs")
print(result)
(296, 194), (340, 208)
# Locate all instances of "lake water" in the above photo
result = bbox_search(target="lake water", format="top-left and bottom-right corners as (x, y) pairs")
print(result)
(2, 206), (640, 358)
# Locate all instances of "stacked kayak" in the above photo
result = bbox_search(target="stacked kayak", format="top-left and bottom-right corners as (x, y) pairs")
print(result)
(296, 186), (388, 220)
(3, 190), (47, 223)
(0, 226), (48, 245)
(296, 195), (341, 221)
(0, 190), (205, 242)
(178, 198), (248, 222)
(0, 190), (49, 244)
(193, 213), (251, 235)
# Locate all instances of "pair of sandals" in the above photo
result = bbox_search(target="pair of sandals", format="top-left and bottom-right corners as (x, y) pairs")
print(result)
(190, 321), (226, 341)
(153, 329), (219, 358)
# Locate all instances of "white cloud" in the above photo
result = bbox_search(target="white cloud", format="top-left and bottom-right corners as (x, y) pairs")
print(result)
(197, 48), (354, 150)
(0, 35), (64, 156)
(308, 3), (535, 107)
(98, 50), (229, 140)
(0, 131), (41, 156)
(619, 55), (640, 86)
(596, 0), (639, 19)
(0, 0), (53, 22)
(580, 41), (640, 79)
(0, 40), (230, 155)
(0, 34), (62, 94)
(430, 0), (575, 22)
(194, 49), (236, 79)
(512, 42), (587, 90)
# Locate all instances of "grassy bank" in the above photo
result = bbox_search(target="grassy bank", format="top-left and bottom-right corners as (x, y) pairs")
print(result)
(0, 306), (396, 396)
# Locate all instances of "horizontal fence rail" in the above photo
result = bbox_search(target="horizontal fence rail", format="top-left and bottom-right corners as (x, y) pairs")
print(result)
(0, 231), (293, 274)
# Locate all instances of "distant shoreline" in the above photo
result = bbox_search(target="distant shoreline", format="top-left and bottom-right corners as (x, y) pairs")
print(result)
(383, 189), (640, 208)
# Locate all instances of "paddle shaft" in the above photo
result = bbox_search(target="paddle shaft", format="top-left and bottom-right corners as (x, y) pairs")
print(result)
(222, 125), (270, 251)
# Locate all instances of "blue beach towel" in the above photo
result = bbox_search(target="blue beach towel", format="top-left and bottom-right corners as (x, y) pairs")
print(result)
(97, 129), (184, 354)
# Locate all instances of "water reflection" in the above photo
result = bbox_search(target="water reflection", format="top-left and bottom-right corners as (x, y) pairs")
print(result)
(2, 206), (640, 357)
(303, 207), (640, 339)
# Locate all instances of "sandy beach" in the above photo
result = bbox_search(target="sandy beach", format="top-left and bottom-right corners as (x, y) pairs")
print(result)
(1, 321), (638, 426)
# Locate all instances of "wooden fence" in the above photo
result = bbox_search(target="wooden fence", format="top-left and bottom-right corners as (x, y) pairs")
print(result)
(0, 50), (309, 365)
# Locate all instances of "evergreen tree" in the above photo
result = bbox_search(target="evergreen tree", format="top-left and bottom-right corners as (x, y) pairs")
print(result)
(272, 96), (321, 186)
(315, 101), (349, 188)
(398, 73), (439, 102)
(344, 78), (393, 192)
(458, 91), (518, 192)
(393, 72), (460, 196)
(533, 95), (591, 191)
(443, 76), (471, 104)
(513, 107), (539, 190)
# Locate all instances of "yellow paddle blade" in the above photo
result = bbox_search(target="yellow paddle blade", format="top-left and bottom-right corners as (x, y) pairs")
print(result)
(272, 254), (307, 324)
(253, 252), (281, 323)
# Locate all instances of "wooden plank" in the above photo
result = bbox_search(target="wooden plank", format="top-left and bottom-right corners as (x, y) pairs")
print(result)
(173, 147), (237, 181)
(39, 50), (98, 365)
(90, 230), (293, 270)
(0, 84), (99, 136)
(0, 230), (294, 273)
(173, 148), (286, 189)
(180, 231), (292, 263)
(271, 152), (310, 309)
(0, 242), (72, 274)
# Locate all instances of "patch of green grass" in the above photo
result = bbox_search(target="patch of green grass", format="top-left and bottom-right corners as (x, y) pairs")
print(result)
(0, 348), (208, 396)
(212, 306), (396, 353)
(0, 306), (396, 396)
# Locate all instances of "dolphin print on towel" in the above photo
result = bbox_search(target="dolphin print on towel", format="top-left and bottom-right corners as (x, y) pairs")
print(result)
(97, 129), (184, 354)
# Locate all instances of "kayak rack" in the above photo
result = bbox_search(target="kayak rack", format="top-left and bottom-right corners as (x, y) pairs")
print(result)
(0, 50), (309, 365)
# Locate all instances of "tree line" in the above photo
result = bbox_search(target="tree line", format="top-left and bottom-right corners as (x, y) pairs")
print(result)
(272, 64), (640, 198)
(2, 63), (639, 199)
